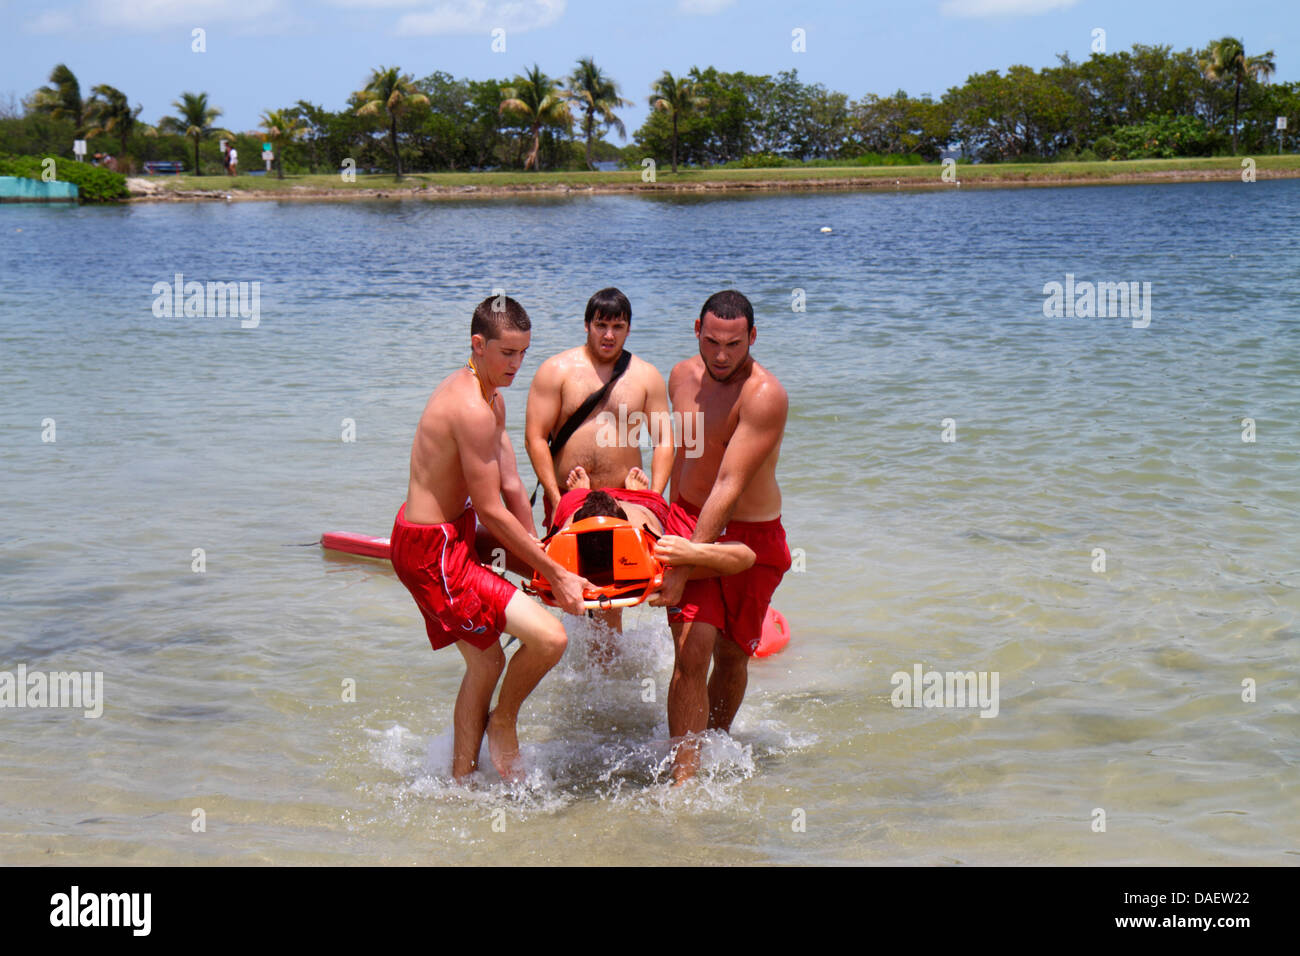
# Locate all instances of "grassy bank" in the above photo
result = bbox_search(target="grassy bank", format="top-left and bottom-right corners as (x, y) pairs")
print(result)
(128, 155), (1300, 200)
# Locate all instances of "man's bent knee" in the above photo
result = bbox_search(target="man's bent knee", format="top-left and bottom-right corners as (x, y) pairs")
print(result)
(504, 592), (568, 660)
(539, 617), (568, 659)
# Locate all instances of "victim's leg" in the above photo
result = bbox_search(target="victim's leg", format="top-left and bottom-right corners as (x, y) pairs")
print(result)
(488, 591), (568, 781)
(452, 640), (506, 779)
(707, 635), (750, 733)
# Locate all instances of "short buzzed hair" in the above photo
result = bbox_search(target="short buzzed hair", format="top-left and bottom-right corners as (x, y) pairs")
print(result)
(471, 294), (531, 341)
(584, 287), (632, 326)
(700, 290), (753, 332)
(572, 489), (628, 523)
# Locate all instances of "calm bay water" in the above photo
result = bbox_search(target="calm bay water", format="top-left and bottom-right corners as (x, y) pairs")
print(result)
(1, 182), (1297, 865)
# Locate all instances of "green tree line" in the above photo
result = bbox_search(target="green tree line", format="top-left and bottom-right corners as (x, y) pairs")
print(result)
(2, 37), (1294, 178)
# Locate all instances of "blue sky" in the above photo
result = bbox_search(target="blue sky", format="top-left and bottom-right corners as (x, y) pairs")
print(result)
(1, 0), (1294, 136)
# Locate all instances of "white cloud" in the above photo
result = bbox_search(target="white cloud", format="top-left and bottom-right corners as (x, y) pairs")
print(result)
(394, 0), (565, 35)
(941, 0), (1078, 16)
(676, 0), (736, 13)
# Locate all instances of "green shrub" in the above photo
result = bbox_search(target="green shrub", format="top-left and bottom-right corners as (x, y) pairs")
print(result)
(0, 153), (129, 202)
(727, 152), (800, 168)
(846, 151), (926, 166)
(1106, 116), (1214, 159)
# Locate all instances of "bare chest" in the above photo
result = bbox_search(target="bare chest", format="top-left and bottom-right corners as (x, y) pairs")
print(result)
(677, 381), (741, 457)
(557, 370), (642, 423)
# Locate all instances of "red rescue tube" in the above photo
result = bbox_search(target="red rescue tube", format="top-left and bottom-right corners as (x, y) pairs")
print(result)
(754, 606), (791, 658)
(321, 532), (391, 560)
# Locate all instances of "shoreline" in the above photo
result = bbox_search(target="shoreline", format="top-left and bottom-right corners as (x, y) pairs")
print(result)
(126, 160), (1300, 204)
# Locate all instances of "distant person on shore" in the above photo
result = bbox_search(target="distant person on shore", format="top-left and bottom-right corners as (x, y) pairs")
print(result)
(650, 290), (790, 785)
(525, 287), (673, 642)
(391, 295), (589, 782)
(227, 146), (237, 176)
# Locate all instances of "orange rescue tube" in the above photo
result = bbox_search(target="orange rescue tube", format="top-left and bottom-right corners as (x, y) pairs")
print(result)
(754, 606), (791, 657)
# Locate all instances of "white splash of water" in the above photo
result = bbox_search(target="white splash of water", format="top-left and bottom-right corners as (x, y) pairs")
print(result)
(364, 612), (814, 817)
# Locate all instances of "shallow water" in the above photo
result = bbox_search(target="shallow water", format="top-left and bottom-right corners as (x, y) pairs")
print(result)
(1, 181), (1297, 864)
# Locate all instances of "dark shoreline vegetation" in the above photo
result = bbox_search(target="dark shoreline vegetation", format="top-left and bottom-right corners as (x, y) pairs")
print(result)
(113, 156), (1300, 203)
(3, 36), (1294, 202)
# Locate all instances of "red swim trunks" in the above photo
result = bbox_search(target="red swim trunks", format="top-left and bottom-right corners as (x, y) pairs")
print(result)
(390, 503), (516, 651)
(664, 497), (790, 656)
(549, 487), (670, 532)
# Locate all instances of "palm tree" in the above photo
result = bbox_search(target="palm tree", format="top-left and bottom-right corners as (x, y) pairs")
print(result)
(354, 67), (429, 181)
(649, 71), (707, 174)
(33, 64), (89, 136)
(159, 92), (225, 176)
(86, 84), (148, 161)
(261, 109), (306, 179)
(567, 57), (631, 170)
(500, 65), (573, 171)
(1200, 37), (1276, 154)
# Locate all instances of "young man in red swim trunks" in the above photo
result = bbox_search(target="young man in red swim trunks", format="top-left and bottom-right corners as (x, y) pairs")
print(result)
(392, 294), (589, 783)
(649, 290), (790, 785)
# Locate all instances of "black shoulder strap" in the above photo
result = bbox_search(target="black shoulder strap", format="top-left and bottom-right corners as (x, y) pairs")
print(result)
(530, 350), (633, 507)
(548, 349), (632, 456)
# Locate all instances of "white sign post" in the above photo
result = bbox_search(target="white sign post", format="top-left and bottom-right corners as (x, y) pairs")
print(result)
(1278, 116), (1288, 155)
(72, 139), (86, 162)
(263, 142), (273, 173)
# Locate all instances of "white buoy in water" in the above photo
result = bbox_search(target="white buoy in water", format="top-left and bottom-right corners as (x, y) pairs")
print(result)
(819, 226), (832, 233)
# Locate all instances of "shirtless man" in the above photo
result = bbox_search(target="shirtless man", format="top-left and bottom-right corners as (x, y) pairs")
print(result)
(391, 295), (589, 783)
(526, 287), (674, 636)
(649, 290), (790, 785)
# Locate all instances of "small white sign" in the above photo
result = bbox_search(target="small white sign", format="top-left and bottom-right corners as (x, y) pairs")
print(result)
(1277, 116), (1288, 131)
(72, 139), (86, 156)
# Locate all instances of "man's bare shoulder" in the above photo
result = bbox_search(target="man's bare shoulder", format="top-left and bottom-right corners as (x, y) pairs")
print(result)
(628, 353), (666, 382)
(531, 348), (581, 386)
(554, 345), (592, 368)
(428, 371), (496, 429)
(668, 355), (702, 390)
(741, 361), (789, 414)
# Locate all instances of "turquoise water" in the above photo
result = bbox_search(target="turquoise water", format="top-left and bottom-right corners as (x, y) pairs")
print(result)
(1, 182), (1297, 864)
